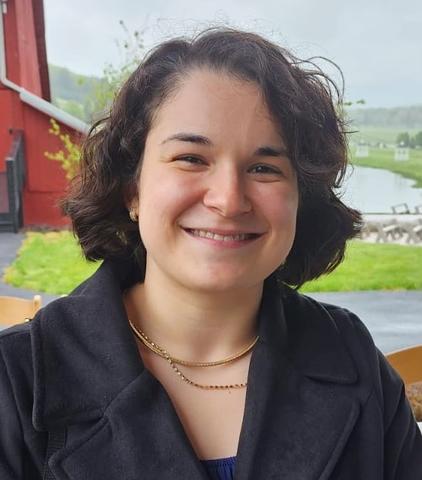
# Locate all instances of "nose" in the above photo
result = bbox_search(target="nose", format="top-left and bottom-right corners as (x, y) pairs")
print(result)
(203, 167), (252, 217)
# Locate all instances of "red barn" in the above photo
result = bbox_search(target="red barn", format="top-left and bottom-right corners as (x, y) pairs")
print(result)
(0, 0), (88, 231)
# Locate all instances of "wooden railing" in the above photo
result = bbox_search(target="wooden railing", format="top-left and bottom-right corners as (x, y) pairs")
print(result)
(0, 130), (25, 232)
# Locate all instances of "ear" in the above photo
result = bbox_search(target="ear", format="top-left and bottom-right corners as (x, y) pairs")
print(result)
(126, 196), (139, 212)
(124, 183), (139, 212)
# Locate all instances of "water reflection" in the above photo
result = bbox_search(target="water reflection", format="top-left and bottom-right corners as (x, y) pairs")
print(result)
(338, 166), (422, 213)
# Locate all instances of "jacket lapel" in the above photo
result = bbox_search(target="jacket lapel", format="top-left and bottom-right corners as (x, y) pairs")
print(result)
(32, 261), (361, 480)
(235, 283), (360, 480)
(49, 370), (209, 479)
(32, 259), (209, 480)
(236, 345), (360, 479)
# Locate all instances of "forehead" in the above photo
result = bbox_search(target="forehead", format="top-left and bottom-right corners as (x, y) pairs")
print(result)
(148, 69), (283, 146)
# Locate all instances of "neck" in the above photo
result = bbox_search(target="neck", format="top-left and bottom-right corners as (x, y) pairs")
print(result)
(124, 268), (263, 363)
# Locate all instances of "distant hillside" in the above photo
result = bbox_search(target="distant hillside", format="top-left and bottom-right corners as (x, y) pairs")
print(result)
(48, 64), (101, 103)
(48, 64), (104, 121)
(347, 106), (422, 129)
(48, 63), (422, 132)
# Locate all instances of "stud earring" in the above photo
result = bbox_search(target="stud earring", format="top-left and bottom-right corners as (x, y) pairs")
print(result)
(129, 209), (138, 222)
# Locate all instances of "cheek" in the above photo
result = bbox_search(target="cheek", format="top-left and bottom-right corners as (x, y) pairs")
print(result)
(258, 185), (298, 228)
(138, 168), (200, 233)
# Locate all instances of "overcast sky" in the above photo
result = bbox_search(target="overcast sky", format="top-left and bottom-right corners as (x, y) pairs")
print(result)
(44, 0), (422, 108)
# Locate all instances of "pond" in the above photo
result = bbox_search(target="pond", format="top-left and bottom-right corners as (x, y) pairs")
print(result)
(338, 166), (422, 214)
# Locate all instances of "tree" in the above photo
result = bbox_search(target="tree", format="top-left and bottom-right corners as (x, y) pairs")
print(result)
(83, 20), (146, 121)
(412, 131), (422, 148)
(342, 99), (366, 107)
(44, 119), (81, 180)
(396, 132), (410, 147)
(46, 21), (146, 179)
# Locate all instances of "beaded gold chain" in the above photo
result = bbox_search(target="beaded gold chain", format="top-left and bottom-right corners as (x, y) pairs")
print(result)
(128, 319), (258, 390)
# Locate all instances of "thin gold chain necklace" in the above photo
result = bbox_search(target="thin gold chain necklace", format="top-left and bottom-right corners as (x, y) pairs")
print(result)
(128, 319), (259, 367)
(128, 319), (258, 390)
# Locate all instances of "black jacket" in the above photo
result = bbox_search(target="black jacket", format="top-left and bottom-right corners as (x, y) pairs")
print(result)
(1, 259), (421, 479)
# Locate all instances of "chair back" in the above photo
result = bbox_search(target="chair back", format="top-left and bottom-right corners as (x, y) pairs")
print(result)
(386, 345), (422, 385)
(0, 295), (42, 326)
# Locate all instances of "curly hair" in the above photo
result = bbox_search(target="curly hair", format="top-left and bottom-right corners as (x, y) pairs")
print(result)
(63, 27), (362, 288)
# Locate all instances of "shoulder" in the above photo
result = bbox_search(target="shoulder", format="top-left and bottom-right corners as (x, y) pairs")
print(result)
(0, 320), (33, 378)
(284, 291), (422, 472)
(316, 301), (391, 390)
(0, 319), (36, 423)
(0, 289), (86, 372)
(281, 287), (391, 390)
(0, 293), (73, 398)
(286, 290), (407, 413)
(0, 316), (52, 476)
(283, 287), (376, 353)
(281, 287), (377, 356)
(319, 301), (379, 365)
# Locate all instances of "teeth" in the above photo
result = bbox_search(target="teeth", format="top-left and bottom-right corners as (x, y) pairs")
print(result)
(190, 229), (252, 241)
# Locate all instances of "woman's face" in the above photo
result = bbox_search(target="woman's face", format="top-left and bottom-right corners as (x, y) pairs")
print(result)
(134, 69), (298, 293)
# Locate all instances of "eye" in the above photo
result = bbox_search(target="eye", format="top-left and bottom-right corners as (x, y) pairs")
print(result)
(249, 164), (282, 175)
(176, 155), (205, 165)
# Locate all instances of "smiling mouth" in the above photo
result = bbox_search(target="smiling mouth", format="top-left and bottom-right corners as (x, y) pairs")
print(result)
(183, 228), (262, 242)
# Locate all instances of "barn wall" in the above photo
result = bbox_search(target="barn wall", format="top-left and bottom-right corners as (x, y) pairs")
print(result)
(2, 0), (20, 85)
(14, 0), (43, 96)
(22, 104), (81, 226)
(1, 0), (84, 227)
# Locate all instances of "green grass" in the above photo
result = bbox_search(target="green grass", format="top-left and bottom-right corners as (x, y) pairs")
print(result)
(3, 231), (100, 295)
(301, 241), (422, 292)
(350, 147), (422, 188)
(4, 232), (422, 294)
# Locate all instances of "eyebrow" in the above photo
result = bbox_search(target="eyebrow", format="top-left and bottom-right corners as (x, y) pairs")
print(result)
(161, 132), (288, 157)
(161, 133), (211, 146)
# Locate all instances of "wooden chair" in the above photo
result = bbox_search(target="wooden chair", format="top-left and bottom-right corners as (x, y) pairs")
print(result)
(391, 203), (410, 214)
(0, 295), (42, 326)
(373, 220), (402, 243)
(386, 345), (422, 385)
(402, 220), (422, 244)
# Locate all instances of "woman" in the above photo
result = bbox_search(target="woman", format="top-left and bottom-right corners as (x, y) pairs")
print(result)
(1, 28), (421, 479)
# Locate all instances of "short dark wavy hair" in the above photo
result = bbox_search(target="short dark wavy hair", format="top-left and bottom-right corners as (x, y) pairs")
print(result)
(63, 27), (362, 288)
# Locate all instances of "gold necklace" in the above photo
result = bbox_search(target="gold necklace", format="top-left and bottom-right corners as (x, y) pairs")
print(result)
(128, 319), (259, 367)
(128, 319), (258, 390)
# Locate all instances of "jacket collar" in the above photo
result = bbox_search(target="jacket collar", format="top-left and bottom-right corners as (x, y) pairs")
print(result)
(31, 258), (144, 430)
(32, 259), (362, 479)
(31, 259), (357, 432)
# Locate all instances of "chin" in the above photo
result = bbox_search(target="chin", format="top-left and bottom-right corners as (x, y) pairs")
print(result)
(180, 269), (263, 294)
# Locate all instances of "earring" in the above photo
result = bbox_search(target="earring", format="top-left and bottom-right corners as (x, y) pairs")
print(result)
(129, 209), (138, 222)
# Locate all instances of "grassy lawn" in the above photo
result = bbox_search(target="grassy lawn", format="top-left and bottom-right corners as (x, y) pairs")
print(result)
(3, 231), (422, 294)
(349, 127), (419, 145)
(350, 147), (422, 189)
(301, 241), (422, 292)
(3, 231), (100, 295)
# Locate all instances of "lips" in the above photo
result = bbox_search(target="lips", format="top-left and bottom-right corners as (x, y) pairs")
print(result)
(183, 228), (263, 242)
